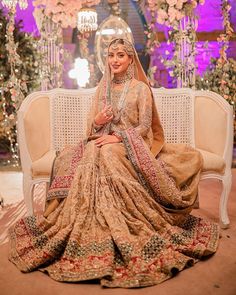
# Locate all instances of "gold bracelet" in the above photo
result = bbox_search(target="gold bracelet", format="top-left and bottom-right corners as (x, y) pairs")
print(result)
(93, 121), (103, 131)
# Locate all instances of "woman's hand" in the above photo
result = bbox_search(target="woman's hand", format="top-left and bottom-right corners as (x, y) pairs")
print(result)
(95, 134), (121, 147)
(94, 105), (113, 126)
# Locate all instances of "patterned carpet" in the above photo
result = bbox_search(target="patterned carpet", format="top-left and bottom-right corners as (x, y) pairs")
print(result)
(0, 172), (45, 245)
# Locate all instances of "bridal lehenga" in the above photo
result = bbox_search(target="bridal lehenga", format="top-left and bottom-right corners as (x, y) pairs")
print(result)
(8, 39), (219, 288)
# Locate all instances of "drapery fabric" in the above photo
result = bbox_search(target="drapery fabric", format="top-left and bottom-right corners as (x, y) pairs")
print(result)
(9, 81), (219, 288)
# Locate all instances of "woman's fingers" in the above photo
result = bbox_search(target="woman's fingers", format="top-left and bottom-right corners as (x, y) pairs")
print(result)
(95, 134), (119, 147)
(95, 106), (113, 126)
(95, 137), (104, 144)
(103, 105), (113, 117)
(95, 135), (110, 146)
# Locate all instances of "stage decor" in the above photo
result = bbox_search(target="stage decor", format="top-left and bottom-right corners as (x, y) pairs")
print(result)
(1, 0), (28, 10)
(195, 0), (235, 139)
(145, 0), (205, 88)
(107, 0), (122, 16)
(95, 15), (134, 73)
(34, 8), (64, 90)
(69, 57), (90, 87)
(144, 21), (160, 87)
(196, 0), (235, 105)
(77, 7), (98, 33)
(33, 1), (101, 90)
(168, 15), (198, 88)
(33, 0), (101, 28)
(0, 7), (40, 166)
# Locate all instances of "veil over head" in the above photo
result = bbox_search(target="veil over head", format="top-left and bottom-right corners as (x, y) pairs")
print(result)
(89, 38), (164, 156)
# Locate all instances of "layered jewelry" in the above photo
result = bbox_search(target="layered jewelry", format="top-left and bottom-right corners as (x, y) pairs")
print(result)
(111, 79), (131, 124)
(112, 63), (134, 84)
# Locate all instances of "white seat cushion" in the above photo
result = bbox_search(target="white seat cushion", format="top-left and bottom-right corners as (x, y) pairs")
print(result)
(31, 150), (56, 177)
(197, 148), (225, 174)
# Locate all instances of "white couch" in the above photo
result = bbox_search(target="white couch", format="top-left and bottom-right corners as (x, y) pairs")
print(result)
(17, 87), (234, 228)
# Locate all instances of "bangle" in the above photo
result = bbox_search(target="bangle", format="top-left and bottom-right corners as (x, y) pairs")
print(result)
(93, 120), (102, 132)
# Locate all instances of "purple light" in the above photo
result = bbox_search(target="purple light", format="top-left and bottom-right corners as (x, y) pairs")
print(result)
(196, 0), (224, 32)
(2, 0), (235, 88)
(0, 2), (37, 35)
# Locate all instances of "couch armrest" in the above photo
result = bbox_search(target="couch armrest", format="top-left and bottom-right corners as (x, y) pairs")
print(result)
(17, 92), (52, 176)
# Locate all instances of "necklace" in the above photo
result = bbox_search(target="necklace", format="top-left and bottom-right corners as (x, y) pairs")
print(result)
(112, 72), (133, 84)
(112, 80), (131, 124)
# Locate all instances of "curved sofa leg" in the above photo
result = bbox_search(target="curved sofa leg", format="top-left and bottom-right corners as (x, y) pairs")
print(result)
(23, 175), (34, 216)
(219, 172), (232, 229)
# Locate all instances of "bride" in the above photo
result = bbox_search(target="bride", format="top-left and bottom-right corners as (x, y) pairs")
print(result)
(9, 38), (219, 288)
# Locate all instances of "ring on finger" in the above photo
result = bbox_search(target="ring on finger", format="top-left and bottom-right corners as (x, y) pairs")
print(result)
(106, 111), (112, 117)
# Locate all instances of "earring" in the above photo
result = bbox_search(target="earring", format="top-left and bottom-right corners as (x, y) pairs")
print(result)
(127, 63), (134, 78)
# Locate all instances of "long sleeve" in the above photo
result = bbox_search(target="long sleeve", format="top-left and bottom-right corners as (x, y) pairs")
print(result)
(86, 86), (101, 137)
(134, 83), (153, 137)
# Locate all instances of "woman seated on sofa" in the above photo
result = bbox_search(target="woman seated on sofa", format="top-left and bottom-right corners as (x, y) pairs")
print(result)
(9, 38), (219, 288)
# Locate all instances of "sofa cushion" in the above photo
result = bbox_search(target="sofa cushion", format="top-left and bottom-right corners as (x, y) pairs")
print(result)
(197, 148), (225, 174)
(31, 150), (56, 177)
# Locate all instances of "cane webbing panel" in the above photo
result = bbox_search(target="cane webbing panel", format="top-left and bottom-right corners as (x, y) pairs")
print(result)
(51, 91), (93, 151)
(153, 90), (195, 146)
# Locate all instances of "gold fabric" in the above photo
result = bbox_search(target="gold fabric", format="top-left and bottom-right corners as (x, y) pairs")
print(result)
(9, 81), (219, 288)
(9, 39), (219, 288)
(86, 39), (164, 157)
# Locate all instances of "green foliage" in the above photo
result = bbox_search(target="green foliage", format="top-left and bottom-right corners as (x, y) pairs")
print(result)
(0, 8), (40, 156)
(196, 57), (236, 106)
(196, 57), (236, 141)
(0, 9), (40, 94)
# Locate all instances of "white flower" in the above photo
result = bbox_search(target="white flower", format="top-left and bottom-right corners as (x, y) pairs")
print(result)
(156, 8), (168, 24)
(175, 0), (184, 10)
(157, 8), (168, 19)
(176, 10), (184, 20)
(157, 16), (165, 24)
(166, 0), (178, 7)
(191, 0), (198, 8)
(168, 6), (178, 23)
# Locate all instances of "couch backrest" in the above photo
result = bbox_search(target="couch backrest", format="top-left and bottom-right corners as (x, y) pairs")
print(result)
(19, 87), (232, 163)
(50, 88), (94, 151)
(152, 88), (195, 147)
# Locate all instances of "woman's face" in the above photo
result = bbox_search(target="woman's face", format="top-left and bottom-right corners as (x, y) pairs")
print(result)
(108, 44), (132, 76)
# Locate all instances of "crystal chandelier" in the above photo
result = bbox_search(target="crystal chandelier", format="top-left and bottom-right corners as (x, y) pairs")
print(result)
(77, 8), (98, 33)
(1, 0), (28, 9)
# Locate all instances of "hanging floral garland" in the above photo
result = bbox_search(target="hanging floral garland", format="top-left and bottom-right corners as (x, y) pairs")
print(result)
(1, 8), (22, 166)
(216, 0), (234, 101)
(144, 0), (205, 87)
(33, 0), (101, 28)
(195, 0), (235, 139)
(0, 7), (40, 166)
(144, 21), (160, 87)
(107, 0), (121, 15)
(146, 0), (205, 28)
(196, 0), (235, 104)
(33, 7), (65, 90)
